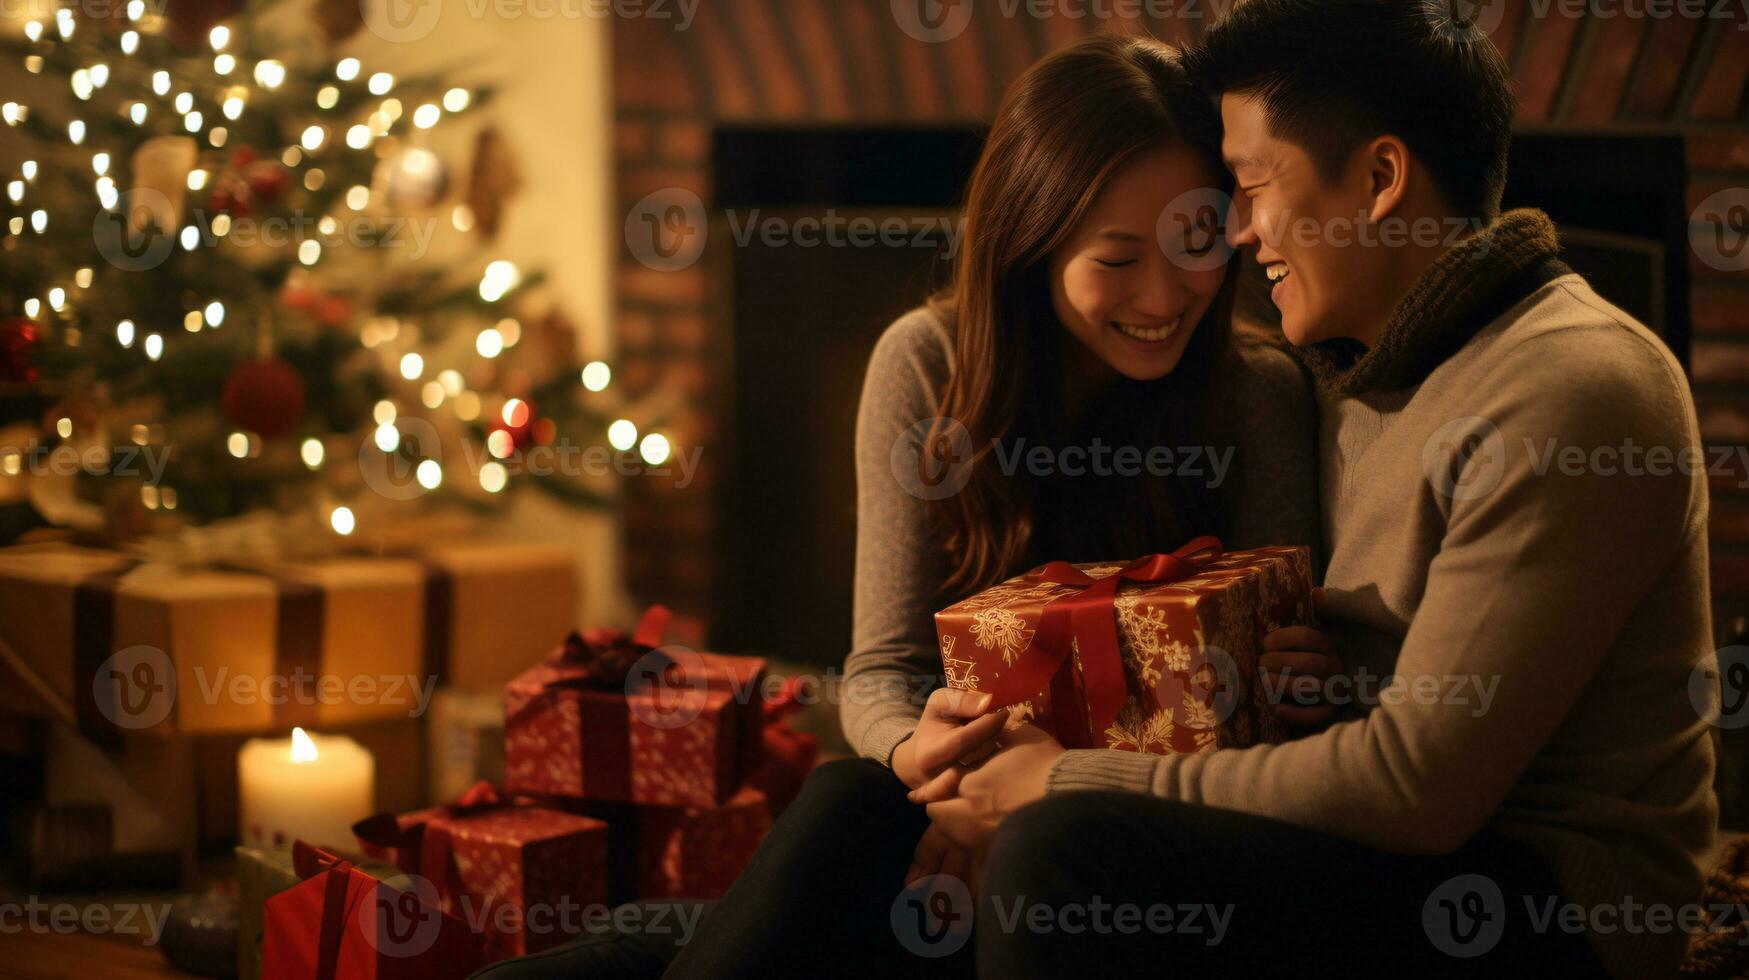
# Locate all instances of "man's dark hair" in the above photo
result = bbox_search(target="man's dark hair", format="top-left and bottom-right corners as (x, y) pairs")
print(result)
(1185, 0), (1516, 220)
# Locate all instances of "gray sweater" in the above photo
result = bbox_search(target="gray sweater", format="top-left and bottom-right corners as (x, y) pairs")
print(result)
(1045, 265), (1717, 979)
(841, 305), (1323, 771)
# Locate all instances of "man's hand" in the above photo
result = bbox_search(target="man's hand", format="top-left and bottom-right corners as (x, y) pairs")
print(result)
(891, 688), (1009, 793)
(1262, 589), (1344, 731)
(917, 724), (1064, 867)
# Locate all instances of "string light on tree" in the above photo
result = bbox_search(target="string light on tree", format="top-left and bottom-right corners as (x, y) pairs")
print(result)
(1, 5), (629, 534)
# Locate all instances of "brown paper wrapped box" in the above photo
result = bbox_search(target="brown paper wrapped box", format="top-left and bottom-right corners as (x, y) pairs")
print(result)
(35, 721), (199, 885)
(413, 542), (579, 692)
(0, 542), (428, 736)
(934, 541), (1316, 754)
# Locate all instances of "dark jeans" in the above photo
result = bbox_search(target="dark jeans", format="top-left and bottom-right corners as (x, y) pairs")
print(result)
(475, 758), (1612, 979)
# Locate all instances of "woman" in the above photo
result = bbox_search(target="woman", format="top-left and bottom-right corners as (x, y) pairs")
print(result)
(474, 34), (1324, 980)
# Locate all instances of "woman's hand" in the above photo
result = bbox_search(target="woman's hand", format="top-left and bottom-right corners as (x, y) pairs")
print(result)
(905, 821), (977, 893)
(1262, 589), (1344, 731)
(918, 723), (1064, 862)
(890, 688), (1010, 793)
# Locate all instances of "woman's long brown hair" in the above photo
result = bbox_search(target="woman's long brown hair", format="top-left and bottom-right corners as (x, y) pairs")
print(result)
(926, 34), (1239, 602)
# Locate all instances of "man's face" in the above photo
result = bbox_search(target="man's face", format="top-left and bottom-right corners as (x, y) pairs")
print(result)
(1220, 93), (1383, 347)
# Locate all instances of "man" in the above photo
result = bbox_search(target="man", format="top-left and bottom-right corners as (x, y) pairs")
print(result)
(922, 3), (1718, 977)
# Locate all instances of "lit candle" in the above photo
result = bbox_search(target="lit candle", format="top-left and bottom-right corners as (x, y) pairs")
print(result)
(238, 727), (374, 851)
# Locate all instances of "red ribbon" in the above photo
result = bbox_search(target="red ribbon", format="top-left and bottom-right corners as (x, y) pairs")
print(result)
(1020, 536), (1222, 748)
(542, 604), (674, 687)
(291, 841), (357, 980)
(351, 780), (525, 894)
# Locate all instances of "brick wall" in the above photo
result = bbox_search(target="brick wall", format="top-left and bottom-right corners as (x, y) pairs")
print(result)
(613, 1), (1749, 636)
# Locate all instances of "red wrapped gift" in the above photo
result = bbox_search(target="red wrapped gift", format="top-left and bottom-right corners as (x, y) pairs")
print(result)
(933, 538), (1315, 755)
(503, 606), (766, 808)
(749, 676), (820, 817)
(351, 782), (609, 963)
(636, 786), (773, 900)
(262, 841), (484, 980)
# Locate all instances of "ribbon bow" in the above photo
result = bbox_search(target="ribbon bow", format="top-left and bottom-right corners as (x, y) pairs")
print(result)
(350, 780), (528, 892)
(1020, 536), (1223, 748)
(546, 604), (674, 687)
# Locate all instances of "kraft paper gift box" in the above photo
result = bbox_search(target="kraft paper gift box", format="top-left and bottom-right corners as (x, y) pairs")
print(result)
(503, 606), (766, 809)
(427, 688), (505, 807)
(237, 844), (420, 980)
(352, 783), (610, 963)
(0, 542), (427, 737)
(261, 842), (485, 980)
(411, 542), (579, 693)
(37, 720), (199, 885)
(933, 538), (1315, 755)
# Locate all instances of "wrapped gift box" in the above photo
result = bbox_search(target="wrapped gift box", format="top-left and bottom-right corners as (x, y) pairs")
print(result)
(353, 785), (609, 962)
(633, 786), (772, 900)
(38, 721), (198, 883)
(427, 689), (505, 807)
(503, 610), (765, 808)
(237, 845), (417, 980)
(933, 540), (1315, 754)
(262, 842), (484, 980)
(0, 543), (427, 736)
(412, 543), (579, 692)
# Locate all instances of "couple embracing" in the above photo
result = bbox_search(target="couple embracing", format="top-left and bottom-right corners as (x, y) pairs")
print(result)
(489, 2), (1716, 978)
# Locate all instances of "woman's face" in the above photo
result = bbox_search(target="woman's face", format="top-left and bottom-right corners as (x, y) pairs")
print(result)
(1049, 143), (1229, 383)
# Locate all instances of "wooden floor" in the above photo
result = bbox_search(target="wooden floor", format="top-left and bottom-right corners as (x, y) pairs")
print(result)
(2, 929), (182, 980)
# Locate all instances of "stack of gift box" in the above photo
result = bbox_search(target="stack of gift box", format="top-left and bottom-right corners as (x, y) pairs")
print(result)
(246, 604), (785, 976)
(0, 535), (578, 886)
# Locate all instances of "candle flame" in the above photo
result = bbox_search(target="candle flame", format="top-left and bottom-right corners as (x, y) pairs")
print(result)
(290, 727), (318, 763)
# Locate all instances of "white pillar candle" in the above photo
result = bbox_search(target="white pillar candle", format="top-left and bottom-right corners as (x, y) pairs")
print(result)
(238, 727), (374, 851)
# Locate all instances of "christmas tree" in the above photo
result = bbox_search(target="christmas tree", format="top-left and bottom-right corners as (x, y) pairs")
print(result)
(0, 0), (651, 550)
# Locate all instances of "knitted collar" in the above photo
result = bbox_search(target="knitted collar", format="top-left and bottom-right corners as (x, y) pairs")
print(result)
(1295, 208), (1568, 397)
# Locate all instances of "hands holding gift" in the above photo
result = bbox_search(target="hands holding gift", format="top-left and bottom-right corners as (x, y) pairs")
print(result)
(1262, 589), (1345, 732)
(898, 593), (1346, 893)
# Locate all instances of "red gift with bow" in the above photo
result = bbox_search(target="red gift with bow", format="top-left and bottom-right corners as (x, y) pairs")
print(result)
(503, 605), (767, 808)
(262, 841), (485, 980)
(933, 539), (1316, 754)
(351, 781), (609, 963)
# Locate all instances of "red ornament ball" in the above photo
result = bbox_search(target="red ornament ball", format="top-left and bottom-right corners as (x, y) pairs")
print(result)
(0, 317), (40, 384)
(221, 358), (305, 439)
(243, 161), (290, 204)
